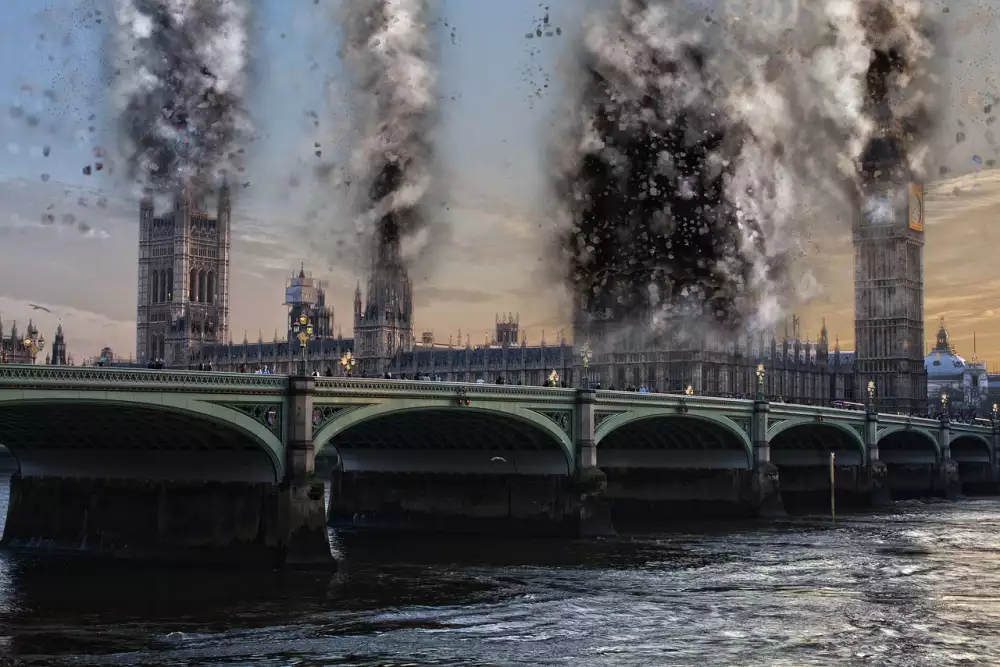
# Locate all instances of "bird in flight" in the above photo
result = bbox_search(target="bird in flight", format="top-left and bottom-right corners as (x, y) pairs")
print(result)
(29, 304), (52, 314)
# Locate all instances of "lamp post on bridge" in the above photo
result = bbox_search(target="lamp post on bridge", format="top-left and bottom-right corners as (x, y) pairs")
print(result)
(340, 351), (356, 378)
(684, 384), (694, 396)
(22, 331), (45, 365)
(580, 342), (593, 390)
(548, 369), (559, 387)
(755, 363), (766, 402)
(992, 402), (998, 425)
(292, 313), (314, 377)
(866, 380), (876, 415)
(940, 392), (949, 421)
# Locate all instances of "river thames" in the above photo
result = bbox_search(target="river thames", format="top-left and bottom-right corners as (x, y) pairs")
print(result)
(1, 487), (999, 666)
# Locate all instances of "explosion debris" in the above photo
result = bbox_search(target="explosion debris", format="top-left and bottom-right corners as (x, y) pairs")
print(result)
(111, 0), (251, 194)
(555, 0), (934, 345)
(342, 0), (436, 265)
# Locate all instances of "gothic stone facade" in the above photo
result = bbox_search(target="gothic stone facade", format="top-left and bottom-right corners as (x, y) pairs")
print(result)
(351, 236), (414, 378)
(136, 183), (232, 366)
(197, 320), (857, 407)
(177, 193), (861, 407)
(852, 105), (928, 413)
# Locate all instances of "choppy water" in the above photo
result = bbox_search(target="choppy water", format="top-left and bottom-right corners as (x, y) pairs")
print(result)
(1, 481), (999, 666)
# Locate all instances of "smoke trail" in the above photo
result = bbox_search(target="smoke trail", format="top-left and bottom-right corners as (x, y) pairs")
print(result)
(342, 0), (436, 267)
(859, 0), (935, 172)
(554, 0), (933, 346)
(111, 0), (251, 194)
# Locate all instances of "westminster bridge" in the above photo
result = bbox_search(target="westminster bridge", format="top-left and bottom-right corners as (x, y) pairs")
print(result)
(0, 365), (995, 566)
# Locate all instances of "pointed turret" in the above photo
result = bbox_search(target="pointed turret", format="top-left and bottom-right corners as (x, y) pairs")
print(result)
(49, 323), (66, 365)
(934, 317), (951, 352)
(218, 175), (231, 210)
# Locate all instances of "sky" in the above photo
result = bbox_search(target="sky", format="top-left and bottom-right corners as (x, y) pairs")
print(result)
(0, 0), (999, 367)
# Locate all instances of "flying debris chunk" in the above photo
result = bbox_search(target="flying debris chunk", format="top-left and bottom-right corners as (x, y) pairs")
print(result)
(29, 304), (52, 314)
(82, 165), (92, 175)
(42, 145), (50, 157)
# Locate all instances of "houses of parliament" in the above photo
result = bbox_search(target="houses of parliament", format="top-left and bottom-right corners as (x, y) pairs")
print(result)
(117, 60), (953, 415)
(110, 90), (957, 415)
(138, 137), (930, 415)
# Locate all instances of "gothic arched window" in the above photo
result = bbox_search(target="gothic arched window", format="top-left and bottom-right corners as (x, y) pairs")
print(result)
(206, 271), (215, 305)
(166, 268), (173, 301)
(190, 269), (198, 302)
(198, 270), (207, 304)
(151, 269), (160, 303)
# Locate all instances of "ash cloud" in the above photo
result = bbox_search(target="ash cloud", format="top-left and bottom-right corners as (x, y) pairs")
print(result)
(110, 0), (252, 195)
(341, 0), (437, 268)
(553, 0), (935, 347)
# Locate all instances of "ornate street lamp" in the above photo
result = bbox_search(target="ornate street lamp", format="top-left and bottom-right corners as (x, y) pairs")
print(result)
(340, 351), (356, 378)
(22, 333), (45, 365)
(940, 391), (949, 418)
(548, 369), (559, 387)
(580, 342), (593, 389)
(993, 402), (998, 424)
(867, 380), (876, 411)
(685, 384), (694, 396)
(292, 313), (314, 376)
(755, 363), (766, 401)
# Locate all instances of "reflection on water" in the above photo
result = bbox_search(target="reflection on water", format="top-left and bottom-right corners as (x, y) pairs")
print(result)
(0, 480), (999, 665)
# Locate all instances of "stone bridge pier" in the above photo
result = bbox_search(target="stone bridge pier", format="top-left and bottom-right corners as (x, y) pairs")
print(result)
(586, 393), (782, 522)
(318, 381), (614, 537)
(0, 369), (333, 567)
(1, 366), (995, 558)
(769, 408), (973, 507)
(768, 408), (888, 510)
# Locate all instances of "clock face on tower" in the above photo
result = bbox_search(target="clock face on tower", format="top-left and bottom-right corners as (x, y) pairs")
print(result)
(862, 192), (893, 225)
(908, 184), (924, 231)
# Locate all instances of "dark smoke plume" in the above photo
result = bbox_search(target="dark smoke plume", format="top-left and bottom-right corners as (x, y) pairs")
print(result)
(111, 0), (252, 194)
(860, 0), (935, 172)
(342, 0), (436, 266)
(554, 0), (933, 346)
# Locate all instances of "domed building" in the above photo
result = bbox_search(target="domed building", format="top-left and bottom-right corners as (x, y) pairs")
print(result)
(925, 319), (988, 416)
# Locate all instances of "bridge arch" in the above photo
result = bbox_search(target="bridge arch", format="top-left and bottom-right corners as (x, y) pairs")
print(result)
(877, 427), (940, 465)
(950, 433), (993, 464)
(0, 398), (284, 482)
(314, 404), (575, 475)
(768, 419), (867, 466)
(595, 412), (753, 469)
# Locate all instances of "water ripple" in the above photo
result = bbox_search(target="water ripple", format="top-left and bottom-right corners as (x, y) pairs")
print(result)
(0, 492), (999, 665)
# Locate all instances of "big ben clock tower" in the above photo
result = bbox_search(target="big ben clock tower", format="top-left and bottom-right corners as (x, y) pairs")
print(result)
(853, 51), (927, 414)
